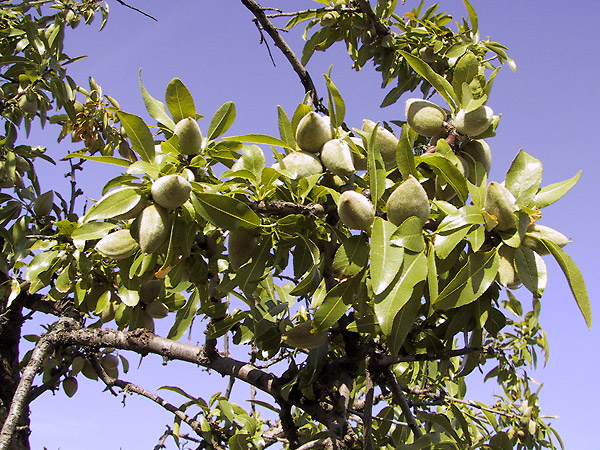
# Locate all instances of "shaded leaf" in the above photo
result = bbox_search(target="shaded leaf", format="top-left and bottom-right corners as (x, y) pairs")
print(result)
(117, 111), (155, 162)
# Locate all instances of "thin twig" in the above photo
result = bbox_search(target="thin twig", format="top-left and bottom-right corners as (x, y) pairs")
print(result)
(362, 357), (374, 450)
(114, 0), (157, 21)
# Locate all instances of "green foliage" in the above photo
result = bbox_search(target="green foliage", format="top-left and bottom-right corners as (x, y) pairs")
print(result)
(0, 1), (589, 449)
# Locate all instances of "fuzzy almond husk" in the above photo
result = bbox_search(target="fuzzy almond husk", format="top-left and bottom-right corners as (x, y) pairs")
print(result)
(522, 223), (571, 255)
(282, 322), (328, 350)
(295, 112), (333, 153)
(280, 151), (323, 179)
(337, 190), (375, 230)
(362, 119), (399, 163)
(386, 175), (430, 227)
(497, 245), (521, 289)
(405, 98), (446, 137)
(96, 229), (139, 259)
(454, 105), (494, 136)
(321, 139), (356, 177)
(151, 174), (192, 210)
(137, 204), (170, 254)
(174, 117), (203, 155)
(484, 182), (517, 231)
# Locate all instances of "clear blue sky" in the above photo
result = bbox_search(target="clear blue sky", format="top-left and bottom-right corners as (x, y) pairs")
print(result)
(23, 1), (599, 448)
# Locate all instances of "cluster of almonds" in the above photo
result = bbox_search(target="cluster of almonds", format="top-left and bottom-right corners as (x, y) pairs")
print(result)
(95, 118), (202, 259)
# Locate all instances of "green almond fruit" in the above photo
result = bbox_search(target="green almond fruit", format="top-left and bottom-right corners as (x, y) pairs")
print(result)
(295, 111), (333, 153)
(96, 229), (139, 259)
(138, 204), (170, 254)
(337, 190), (375, 230)
(454, 105), (494, 137)
(320, 139), (356, 177)
(522, 223), (571, 255)
(405, 98), (446, 137)
(145, 300), (169, 319)
(174, 117), (203, 155)
(280, 151), (323, 179)
(101, 354), (119, 370)
(484, 182), (517, 231)
(151, 174), (192, 210)
(386, 175), (430, 227)
(33, 190), (54, 216)
(460, 139), (492, 182)
(362, 119), (399, 163)
(139, 279), (164, 303)
(497, 245), (521, 289)
(228, 229), (259, 270)
(282, 321), (328, 350)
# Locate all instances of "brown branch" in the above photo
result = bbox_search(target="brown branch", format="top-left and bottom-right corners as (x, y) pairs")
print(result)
(114, 0), (157, 21)
(362, 357), (374, 450)
(384, 369), (422, 440)
(89, 354), (205, 435)
(355, 0), (390, 37)
(252, 200), (326, 217)
(375, 346), (493, 368)
(0, 318), (74, 450)
(297, 439), (331, 450)
(241, 0), (326, 113)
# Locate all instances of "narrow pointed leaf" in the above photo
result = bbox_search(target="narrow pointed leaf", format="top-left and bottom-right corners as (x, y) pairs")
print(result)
(192, 193), (260, 230)
(532, 171), (581, 208)
(223, 134), (293, 149)
(208, 101), (236, 140)
(138, 71), (176, 130)
(370, 217), (404, 295)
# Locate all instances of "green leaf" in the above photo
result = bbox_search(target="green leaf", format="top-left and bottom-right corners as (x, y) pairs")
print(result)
(192, 193), (260, 230)
(26, 250), (59, 294)
(277, 106), (295, 148)
(71, 222), (116, 241)
(419, 153), (468, 202)
(532, 170), (581, 208)
(397, 50), (458, 110)
(390, 216), (425, 252)
(387, 291), (422, 355)
(313, 274), (362, 333)
(84, 188), (142, 222)
(117, 111), (155, 162)
(453, 52), (479, 99)
(224, 134), (293, 149)
(514, 246), (547, 297)
(168, 289), (200, 340)
(240, 145), (265, 181)
(63, 153), (131, 167)
(165, 78), (196, 123)
(118, 285), (140, 307)
(462, 0), (478, 34)
(138, 70), (176, 130)
(235, 239), (270, 293)
(364, 128), (386, 206)
(374, 250), (427, 336)
(505, 150), (543, 205)
(324, 72), (345, 128)
(537, 237), (591, 329)
(333, 235), (369, 278)
(433, 249), (499, 310)
(208, 101), (236, 140)
(370, 218), (404, 295)
(426, 242), (439, 301)
(397, 124), (418, 179)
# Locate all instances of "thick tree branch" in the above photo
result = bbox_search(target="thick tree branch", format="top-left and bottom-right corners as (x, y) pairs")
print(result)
(241, 0), (326, 113)
(0, 318), (73, 450)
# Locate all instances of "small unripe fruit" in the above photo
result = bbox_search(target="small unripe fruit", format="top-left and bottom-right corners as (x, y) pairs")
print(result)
(405, 98), (446, 137)
(145, 300), (169, 319)
(320, 11), (339, 26)
(280, 151), (323, 179)
(522, 223), (571, 255)
(33, 190), (54, 216)
(295, 112), (333, 153)
(95, 229), (139, 259)
(460, 139), (492, 180)
(418, 47), (436, 63)
(139, 279), (164, 303)
(228, 229), (259, 270)
(337, 190), (375, 230)
(386, 175), (430, 227)
(151, 174), (192, 210)
(320, 139), (356, 177)
(497, 245), (521, 289)
(137, 204), (170, 254)
(484, 182), (517, 231)
(454, 105), (494, 136)
(18, 95), (37, 115)
(101, 354), (119, 370)
(362, 119), (398, 163)
(174, 117), (203, 155)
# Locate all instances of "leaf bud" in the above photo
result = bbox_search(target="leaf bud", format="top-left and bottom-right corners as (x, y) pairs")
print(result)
(337, 190), (375, 230)
(174, 117), (203, 155)
(405, 98), (446, 137)
(151, 174), (192, 210)
(386, 175), (430, 227)
(295, 112), (333, 153)
(320, 139), (356, 177)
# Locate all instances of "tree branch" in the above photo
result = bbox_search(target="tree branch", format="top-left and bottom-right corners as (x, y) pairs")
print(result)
(252, 200), (326, 217)
(384, 369), (422, 440)
(355, 0), (390, 37)
(240, 0), (326, 113)
(362, 357), (374, 450)
(113, 0), (157, 21)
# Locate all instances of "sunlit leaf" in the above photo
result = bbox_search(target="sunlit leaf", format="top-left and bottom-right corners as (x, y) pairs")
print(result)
(370, 217), (404, 295)
(192, 193), (260, 230)
(165, 78), (196, 123)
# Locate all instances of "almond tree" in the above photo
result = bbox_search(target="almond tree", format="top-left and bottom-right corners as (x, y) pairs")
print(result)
(0, 1), (590, 449)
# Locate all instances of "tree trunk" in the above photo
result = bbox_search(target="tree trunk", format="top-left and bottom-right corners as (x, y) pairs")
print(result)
(0, 299), (30, 450)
